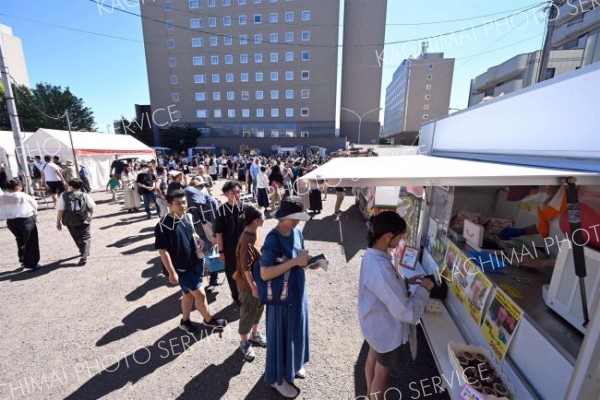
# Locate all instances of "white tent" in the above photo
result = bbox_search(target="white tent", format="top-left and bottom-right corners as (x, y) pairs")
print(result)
(23, 129), (155, 189)
(0, 130), (29, 180)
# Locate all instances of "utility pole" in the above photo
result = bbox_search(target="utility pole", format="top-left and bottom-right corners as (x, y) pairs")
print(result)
(65, 111), (80, 178)
(0, 36), (31, 194)
(538, 0), (559, 83)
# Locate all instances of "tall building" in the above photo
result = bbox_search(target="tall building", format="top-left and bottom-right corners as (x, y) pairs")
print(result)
(469, 0), (600, 106)
(140, 0), (341, 154)
(0, 24), (30, 87)
(340, 0), (387, 145)
(383, 49), (454, 145)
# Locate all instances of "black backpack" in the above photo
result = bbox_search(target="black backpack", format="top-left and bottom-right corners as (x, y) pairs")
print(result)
(61, 192), (90, 227)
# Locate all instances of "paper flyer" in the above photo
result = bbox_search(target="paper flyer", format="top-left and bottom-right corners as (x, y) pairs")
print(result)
(481, 288), (524, 360)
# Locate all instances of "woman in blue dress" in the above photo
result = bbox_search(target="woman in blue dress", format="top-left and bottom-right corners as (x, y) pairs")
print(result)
(259, 196), (312, 398)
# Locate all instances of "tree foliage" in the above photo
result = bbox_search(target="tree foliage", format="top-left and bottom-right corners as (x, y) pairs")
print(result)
(0, 82), (95, 132)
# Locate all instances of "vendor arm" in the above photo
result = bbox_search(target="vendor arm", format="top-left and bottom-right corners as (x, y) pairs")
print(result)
(499, 225), (538, 240)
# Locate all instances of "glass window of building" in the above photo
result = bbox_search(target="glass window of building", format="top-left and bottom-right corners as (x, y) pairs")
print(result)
(427, 74), (432, 80)
(270, 13), (278, 23)
(257, 129), (264, 137)
(301, 89), (309, 98)
(225, 55), (233, 64)
(242, 109), (250, 118)
(191, 37), (204, 47)
(210, 37), (218, 46)
(254, 14), (262, 23)
(423, 104), (430, 110)
(285, 32), (294, 42)
(208, 0), (216, 6)
(302, 51), (310, 61)
(227, 91), (235, 100)
(271, 108), (279, 117)
(209, 17), (217, 27)
(270, 52), (278, 62)
(169, 57), (177, 67)
(240, 54), (249, 63)
(214, 109), (222, 118)
(164, 1), (172, 11)
(302, 10), (310, 21)
(213, 92), (221, 100)
(239, 0), (246, 4)
(242, 91), (249, 100)
(424, 94), (431, 100)
(286, 108), (294, 117)
(226, 73), (234, 82)
(239, 15), (248, 25)
(270, 71), (278, 81)
(302, 31), (310, 41)
(254, 0), (261, 3)
(256, 90), (264, 99)
(195, 92), (206, 101)
(211, 55), (219, 65)
(285, 89), (293, 99)
(285, 51), (294, 61)
(170, 75), (178, 84)
(285, 71), (293, 80)
(270, 90), (279, 99)
(193, 56), (205, 65)
(428, 63), (433, 69)
(167, 39), (175, 49)
(254, 34), (263, 44)
(189, 0), (200, 8)
(166, 20), (174, 31)
(241, 72), (249, 82)
(301, 70), (309, 80)
(212, 74), (220, 83)
(301, 131), (309, 138)
(271, 129), (279, 137)
(301, 107), (309, 116)
(270, 33), (278, 43)
(240, 35), (248, 45)
(224, 36), (233, 46)
(223, 0), (231, 6)
(256, 109), (264, 118)
(228, 109), (236, 117)
(196, 109), (208, 118)
(255, 72), (263, 81)
(224, 16), (232, 26)
(423, 114), (429, 119)
(425, 84), (431, 90)
(285, 129), (294, 137)
(254, 53), (263, 63)
(285, 11), (294, 22)
(171, 93), (180, 102)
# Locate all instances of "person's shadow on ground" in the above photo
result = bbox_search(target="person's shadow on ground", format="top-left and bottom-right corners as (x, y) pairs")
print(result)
(0, 256), (81, 283)
(175, 350), (245, 400)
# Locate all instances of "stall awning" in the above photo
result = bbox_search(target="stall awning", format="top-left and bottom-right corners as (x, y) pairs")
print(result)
(299, 155), (600, 187)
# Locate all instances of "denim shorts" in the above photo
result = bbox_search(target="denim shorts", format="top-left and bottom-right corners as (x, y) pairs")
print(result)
(179, 267), (203, 294)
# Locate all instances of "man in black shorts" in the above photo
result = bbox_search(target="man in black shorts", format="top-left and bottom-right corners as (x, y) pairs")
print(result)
(155, 189), (227, 334)
(110, 155), (126, 180)
(41, 155), (66, 208)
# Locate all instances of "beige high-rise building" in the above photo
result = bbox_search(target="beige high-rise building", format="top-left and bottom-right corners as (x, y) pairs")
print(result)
(140, 0), (340, 151)
(340, 0), (387, 145)
(0, 24), (30, 88)
(383, 50), (454, 145)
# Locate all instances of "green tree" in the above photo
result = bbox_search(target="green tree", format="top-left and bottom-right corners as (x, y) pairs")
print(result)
(159, 125), (199, 152)
(0, 82), (95, 131)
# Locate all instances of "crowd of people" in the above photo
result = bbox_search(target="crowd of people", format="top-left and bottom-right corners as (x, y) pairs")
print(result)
(0, 150), (437, 400)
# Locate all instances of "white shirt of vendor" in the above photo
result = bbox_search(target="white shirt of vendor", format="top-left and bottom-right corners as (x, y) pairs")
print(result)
(56, 192), (96, 211)
(43, 162), (62, 182)
(358, 247), (429, 353)
(0, 191), (38, 219)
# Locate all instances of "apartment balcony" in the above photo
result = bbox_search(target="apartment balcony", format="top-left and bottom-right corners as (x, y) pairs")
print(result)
(471, 54), (528, 91)
(468, 92), (485, 107)
(493, 79), (523, 96)
(553, 5), (600, 46)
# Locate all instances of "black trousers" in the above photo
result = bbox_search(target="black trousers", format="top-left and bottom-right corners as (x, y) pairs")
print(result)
(67, 224), (92, 257)
(6, 216), (40, 268)
(224, 254), (240, 303)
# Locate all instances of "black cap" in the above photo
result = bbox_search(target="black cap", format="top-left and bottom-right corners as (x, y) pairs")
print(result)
(271, 196), (311, 221)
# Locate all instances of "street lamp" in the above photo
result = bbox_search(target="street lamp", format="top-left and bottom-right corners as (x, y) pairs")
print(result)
(341, 107), (382, 145)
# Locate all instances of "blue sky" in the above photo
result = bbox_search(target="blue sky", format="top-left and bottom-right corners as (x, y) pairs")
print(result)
(1, 0), (547, 132)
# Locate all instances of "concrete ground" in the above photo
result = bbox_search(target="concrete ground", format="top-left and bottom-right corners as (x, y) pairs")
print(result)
(0, 183), (449, 400)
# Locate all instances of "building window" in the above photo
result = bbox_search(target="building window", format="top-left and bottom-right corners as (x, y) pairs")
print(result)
(226, 73), (234, 82)
(425, 84), (431, 90)
(242, 109), (250, 118)
(423, 114), (429, 119)
(241, 91), (249, 100)
(254, 14), (262, 23)
(169, 57), (177, 67)
(285, 51), (294, 61)
(255, 53), (263, 63)
(428, 63), (433, 69)
(166, 20), (174, 31)
(301, 131), (309, 138)
(286, 108), (294, 117)
(301, 51), (310, 61)
(285, 89), (293, 99)
(424, 94), (431, 100)
(302, 10), (310, 21)
(164, 1), (172, 11)
(270, 90), (279, 99)
(171, 93), (180, 102)
(256, 90), (264, 100)
(301, 31), (310, 41)
(269, 13), (278, 23)
(208, 0), (215, 6)
(427, 74), (432, 80)
(210, 37), (218, 46)
(191, 37), (204, 47)
(240, 54), (249, 63)
(227, 91), (235, 100)
(285, 129), (294, 137)
(170, 75), (178, 84)
(270, 52), (278, 62)
(240, 35), (248, 45)
(271, 129), (279, 137)
(239, 15), (248, 25)
(301, 89), (309, 98)
(195, 92), (206, 101)
(257, 129), (264, 137)
(224, 36), (233, 46)
(254, 34), (263, 44)
(285, 71), (293, 80)
(213, 91), (221, 101)
(241, 72), (249, 82)
(301, 107), (309, 117)
(270, 71), (278, 81)
(171, 110), (181, 119)
(214, 109), (222, 118)
(285, 11), (294, 22)
(256, 109), (264, 118)
(242, 130), (251, 138)
(209, 17), (217, 27)
(189, 0), (200, 8)
(196, 109), (208, 118)
(255, 72), (263, 81)
(228, 109), (235, 118)
(211, 55), (219, 65)
(223, 0), (231, 6)
(270, 33), (278, 43)
(192, 56), (204, 66)
(167, 39), (175, 49)
(239, 0), (246, 5)
(285, 32), (294, 42)
(423, 104), (430, 110)
(254, 0), (261, 3)
(225, 55), (233, 64)
(301, 70), (309, 80)
(223, 16), (232, 26)
(212, 74), (220, 83)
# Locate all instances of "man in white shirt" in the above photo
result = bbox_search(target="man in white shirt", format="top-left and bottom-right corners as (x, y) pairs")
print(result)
(0, 179), (40, 270)
(41, 155), (66, 207)
(56, 178), (96, 266)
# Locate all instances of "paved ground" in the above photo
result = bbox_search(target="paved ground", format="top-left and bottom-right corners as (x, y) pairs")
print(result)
(0, 183), (449, 400)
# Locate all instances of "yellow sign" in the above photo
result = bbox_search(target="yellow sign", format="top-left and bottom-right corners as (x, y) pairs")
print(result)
(481, 288), (523, 360)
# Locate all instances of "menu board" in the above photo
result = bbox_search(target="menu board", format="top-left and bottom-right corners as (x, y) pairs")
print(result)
(481, 288), (524, 360)
(448, 255), (494, 326)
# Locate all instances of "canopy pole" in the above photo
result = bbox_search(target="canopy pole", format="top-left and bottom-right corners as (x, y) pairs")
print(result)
(65, 111), (80, 179)
(565, 177), (590, 328)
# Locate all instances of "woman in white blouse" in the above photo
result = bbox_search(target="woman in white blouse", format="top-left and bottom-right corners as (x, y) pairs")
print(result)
(358, 211), (434, 399)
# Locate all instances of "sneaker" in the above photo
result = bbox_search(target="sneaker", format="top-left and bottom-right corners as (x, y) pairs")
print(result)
(146, 214), (152, 220)
(179, 319), (199, 334)
(203, 317), (227, 328)
(295, 367), (306, 379)
(249, 331), (267, 347)
(78, 257), (87, 266)
(271, 381), (299, 398)
(240, 341), (256, 361)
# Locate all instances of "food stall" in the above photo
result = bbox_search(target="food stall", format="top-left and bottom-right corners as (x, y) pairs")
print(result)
(300, 63), (600, 399)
